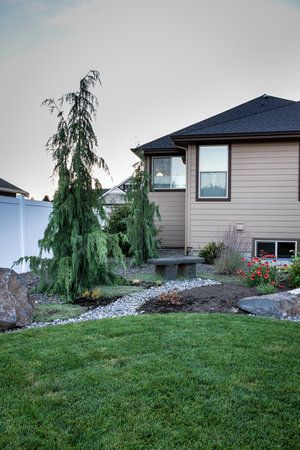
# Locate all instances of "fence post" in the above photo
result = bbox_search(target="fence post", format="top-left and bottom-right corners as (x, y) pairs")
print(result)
(18, 195), (26, 272)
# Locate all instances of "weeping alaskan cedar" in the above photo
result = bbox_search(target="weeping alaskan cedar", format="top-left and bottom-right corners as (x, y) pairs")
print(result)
(19, 70), (123, 300)
(125, 155), (161, 265)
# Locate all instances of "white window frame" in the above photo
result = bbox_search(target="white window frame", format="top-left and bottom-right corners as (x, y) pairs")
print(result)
(255, 240), (297, 258)
(152, 156), (186, 190)
(198, 145), (229, 199)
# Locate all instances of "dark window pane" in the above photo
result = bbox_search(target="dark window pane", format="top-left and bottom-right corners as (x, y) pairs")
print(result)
(256, 241), (275, 257)
(200, 172), (227, 197)
(277, 242), (295, 258)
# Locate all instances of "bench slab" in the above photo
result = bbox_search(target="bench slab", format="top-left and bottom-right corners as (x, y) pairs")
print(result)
(148, 257), (204, 265)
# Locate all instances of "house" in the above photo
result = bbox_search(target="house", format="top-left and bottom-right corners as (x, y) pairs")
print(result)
(0, 178), (29, 198)
(102, 176), (132, 213)
(132, 95), (300, 258)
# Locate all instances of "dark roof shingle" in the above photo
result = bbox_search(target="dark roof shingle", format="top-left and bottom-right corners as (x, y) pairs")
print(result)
(0, 178), (29, 196)
(134, 95), (298, 152)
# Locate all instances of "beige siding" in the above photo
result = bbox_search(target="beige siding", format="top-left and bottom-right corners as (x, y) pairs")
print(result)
(186, 141), (300, 254)
(148, 191), (185, 247)
(145, 156), (185, 247)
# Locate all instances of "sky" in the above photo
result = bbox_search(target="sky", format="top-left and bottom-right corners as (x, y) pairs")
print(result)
(1, 0), (300, 199)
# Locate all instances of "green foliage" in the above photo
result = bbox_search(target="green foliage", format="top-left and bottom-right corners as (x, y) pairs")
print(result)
(32, 303), (86, 322)
(125, 155), (161, 265)
(214, 248), (243, 275)
(287, 253), (300, 288)
(81, 288), (102, 299)
(238, 256), (287, 290)
(106, 204), (131, 256)
(16, 70), (123, 301)
(199, 241), (224, 264)
(256, 284), (278, 295)
(99, 284), (144, 299)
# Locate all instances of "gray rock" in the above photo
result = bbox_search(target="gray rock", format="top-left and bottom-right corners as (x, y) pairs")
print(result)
(0, 268), (34, 330)
(237, 288), (300, 318)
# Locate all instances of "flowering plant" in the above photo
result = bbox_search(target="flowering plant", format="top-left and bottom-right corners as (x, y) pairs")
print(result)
(238, 253), (287, 289)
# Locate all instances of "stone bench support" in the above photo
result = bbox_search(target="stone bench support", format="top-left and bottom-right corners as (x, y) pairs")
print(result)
(148, 257), (204, 281)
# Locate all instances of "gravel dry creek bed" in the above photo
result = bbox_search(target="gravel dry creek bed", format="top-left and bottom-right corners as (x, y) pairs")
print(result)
(19, 278), (221, 330)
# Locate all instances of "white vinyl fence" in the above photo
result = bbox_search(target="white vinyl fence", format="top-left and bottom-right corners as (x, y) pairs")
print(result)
(0, 195), (52, 273)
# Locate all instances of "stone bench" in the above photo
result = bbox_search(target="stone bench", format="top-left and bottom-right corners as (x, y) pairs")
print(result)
(147, 256), (204, 280)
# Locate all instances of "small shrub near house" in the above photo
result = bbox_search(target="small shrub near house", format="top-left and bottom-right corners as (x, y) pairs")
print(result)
(199, 242), (224, 265)
(214, 224), (248, 275)
(215, 248), (243, 275)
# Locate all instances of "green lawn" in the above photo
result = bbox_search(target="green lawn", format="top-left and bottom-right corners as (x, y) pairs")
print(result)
(32, 303), (87, 322)
(99, 284), (144, 298)
(0, 314), (299, 449)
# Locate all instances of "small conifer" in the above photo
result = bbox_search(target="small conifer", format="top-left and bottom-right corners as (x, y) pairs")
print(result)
(19, 70), (123, 300)
(125, 155), (160, 265)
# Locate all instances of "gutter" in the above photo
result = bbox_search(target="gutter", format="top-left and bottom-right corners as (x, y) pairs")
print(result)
(0, 187), (29, 197)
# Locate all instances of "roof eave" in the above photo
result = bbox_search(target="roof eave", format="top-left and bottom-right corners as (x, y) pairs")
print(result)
(131, 146), (177, 154)
(172, 131), (300, 144)
(0, 187), (29, 197)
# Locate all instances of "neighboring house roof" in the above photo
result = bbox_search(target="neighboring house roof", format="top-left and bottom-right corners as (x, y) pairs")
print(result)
(117, 176), (132, 187)
(102, 176), (133, 196)
(0, 178), (29, 197)
(133, 95), (298, 152)
(102, 186), (125, 197)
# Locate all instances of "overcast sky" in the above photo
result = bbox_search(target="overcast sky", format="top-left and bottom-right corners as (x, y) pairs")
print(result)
(1, 0), (300, 199)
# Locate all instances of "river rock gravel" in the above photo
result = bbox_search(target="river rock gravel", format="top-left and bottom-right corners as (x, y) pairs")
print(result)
(21, 278), (220, 330)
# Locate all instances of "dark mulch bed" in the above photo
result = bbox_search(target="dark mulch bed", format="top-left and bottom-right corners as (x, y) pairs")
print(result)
(138, 283), (260, 314)
(72, 297), (117, 308)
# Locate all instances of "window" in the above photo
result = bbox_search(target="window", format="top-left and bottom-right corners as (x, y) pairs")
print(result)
(255, 240), (296, 258)
(198, 145), (230, 199)
(152, 156), (186, 190)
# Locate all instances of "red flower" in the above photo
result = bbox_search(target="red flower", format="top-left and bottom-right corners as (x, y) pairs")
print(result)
(263, 274), (269, 279)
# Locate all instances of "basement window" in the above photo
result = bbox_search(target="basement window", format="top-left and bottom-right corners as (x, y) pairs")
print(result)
(255, 240), (296, 258)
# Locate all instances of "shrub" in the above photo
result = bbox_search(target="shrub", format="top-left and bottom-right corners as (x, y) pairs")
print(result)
(275, 266), (290, 289)
(81, 287), (102, 299)
(106, 204), (131, 256)
(214, 248), (243, 275)
(218, 224), (249, 254)
(158, 291), (182, 306)
(238, 255), (288, 290)
(213, 223), (249, 274)
(199, 242), (224, 265)
(256, 284), (278, 295)
(287, 253), (300, 288)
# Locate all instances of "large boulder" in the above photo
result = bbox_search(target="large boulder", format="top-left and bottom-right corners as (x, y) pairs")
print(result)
(237, 289), (300, 319)
(0, 268), (34, 330)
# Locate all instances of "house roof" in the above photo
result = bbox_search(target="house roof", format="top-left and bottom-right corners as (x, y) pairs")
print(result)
(133, 95), (298, 152)
(102, 186), (126, 197)
(0, 178), (29, 197)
